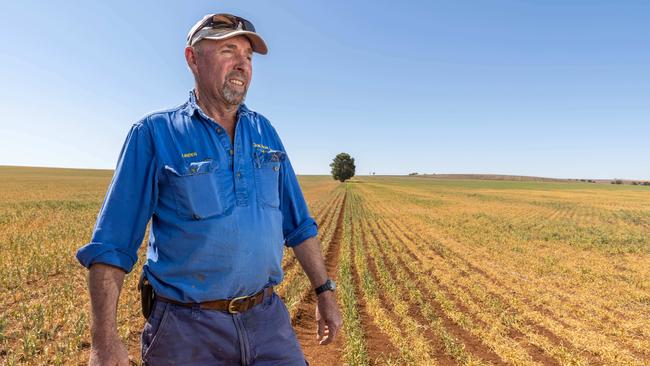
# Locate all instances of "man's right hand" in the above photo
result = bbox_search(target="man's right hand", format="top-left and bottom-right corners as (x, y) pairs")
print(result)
(89, 337), (129, 366)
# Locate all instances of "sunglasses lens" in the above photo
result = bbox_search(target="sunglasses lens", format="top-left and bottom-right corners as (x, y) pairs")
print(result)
(211, 14), (238, 29)
(212, 14), (256, 33)
(241, 19), (255, 32)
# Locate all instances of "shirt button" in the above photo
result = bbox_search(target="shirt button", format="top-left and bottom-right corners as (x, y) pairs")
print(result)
(192, 213), (201, 220)
(229, 149), (234, 155)
(216, 127), (223, 134)
(236, 172), (241, 178)
(273, 166), (280, 172)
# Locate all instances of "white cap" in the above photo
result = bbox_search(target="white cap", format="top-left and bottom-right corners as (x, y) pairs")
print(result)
(187, 14), (268, 55)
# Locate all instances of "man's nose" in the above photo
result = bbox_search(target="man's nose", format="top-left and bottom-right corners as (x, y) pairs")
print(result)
(234, 54), (250, 71)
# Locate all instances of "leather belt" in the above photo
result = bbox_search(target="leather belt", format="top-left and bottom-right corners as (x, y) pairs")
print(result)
(156, 286), (273, 314)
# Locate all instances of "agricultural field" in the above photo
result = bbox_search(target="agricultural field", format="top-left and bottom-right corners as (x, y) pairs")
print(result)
(1, 166), (650, 365)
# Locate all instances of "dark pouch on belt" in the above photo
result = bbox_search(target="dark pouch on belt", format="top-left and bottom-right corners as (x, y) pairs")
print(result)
(138, 270), (155, 319)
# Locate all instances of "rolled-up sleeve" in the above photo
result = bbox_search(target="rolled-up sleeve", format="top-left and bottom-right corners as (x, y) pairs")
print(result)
(272, 129), (318, 247)
(76, 121), (158, 273)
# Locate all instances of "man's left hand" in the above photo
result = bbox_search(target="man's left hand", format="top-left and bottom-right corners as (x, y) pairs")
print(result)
(315, 290), (343, 345)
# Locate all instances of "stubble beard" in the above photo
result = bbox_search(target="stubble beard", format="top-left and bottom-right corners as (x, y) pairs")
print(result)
(221, 73), (248, 106)
(221, 84), (247, 105)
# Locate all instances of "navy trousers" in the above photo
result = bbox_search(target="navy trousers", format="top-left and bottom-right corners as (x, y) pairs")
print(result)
(141, 291), (307, 365)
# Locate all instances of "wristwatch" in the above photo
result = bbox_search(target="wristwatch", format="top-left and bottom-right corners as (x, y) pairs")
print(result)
(315, 279), (336, 296)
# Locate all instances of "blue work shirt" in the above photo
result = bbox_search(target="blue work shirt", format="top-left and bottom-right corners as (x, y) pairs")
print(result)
(76, 91), (318, 302)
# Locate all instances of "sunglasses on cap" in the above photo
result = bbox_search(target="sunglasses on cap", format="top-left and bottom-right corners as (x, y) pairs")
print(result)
(188, 14), (256, 45)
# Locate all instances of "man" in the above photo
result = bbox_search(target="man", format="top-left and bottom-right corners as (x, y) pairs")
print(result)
(76, 13), (342, 365)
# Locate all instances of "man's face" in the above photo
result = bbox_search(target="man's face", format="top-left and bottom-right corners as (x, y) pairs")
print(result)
(187, 36), (253, 106)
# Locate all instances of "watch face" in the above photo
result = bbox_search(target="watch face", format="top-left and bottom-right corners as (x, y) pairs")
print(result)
(328, 279), (336, 290)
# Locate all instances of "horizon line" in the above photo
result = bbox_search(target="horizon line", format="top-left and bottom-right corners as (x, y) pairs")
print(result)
(1, 164), (647, 182)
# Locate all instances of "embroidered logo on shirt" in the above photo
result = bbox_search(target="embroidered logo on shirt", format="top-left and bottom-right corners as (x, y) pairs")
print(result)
(182, 152), (198, 158)
(252, 143), (269, 151)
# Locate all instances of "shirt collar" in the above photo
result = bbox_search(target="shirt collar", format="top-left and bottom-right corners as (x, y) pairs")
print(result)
(182, 90), (251, 118)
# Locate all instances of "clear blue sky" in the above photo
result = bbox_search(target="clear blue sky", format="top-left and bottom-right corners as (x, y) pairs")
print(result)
(1, 0), (648, 179)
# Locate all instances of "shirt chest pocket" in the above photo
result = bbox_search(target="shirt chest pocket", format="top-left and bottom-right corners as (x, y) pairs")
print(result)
(164, 160), (233, 220)
(253, 150), (285, 209)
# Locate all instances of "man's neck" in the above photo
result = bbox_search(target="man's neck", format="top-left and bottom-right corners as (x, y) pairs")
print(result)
(194, 88), (239, 128)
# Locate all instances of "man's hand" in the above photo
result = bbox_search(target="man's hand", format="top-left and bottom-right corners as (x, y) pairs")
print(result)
(315, 290), (343, 345)
(291, 236), (344, 344)
(89, 336), (129, 366)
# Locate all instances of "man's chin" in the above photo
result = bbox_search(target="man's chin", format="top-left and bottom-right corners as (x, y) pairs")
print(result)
(222, 88), (247, 106)
(225, 96), (245, 106)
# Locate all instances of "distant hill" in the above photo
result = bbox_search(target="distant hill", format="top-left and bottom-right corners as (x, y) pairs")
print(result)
(408, 173), (648, 185)
(414, 173), (570, 182)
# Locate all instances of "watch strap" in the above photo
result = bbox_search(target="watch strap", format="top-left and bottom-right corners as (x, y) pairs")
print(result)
(315, 279), (335, 295)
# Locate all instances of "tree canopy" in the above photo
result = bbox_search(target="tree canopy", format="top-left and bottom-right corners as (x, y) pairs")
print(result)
(330, 153), (356, 182)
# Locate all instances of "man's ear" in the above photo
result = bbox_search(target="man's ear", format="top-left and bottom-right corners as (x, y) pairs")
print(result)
(185, 46), (198, 73)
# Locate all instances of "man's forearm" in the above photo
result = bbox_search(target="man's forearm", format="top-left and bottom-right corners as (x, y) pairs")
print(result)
(88, 263), (126, 346)
(291, 236), (329, 288)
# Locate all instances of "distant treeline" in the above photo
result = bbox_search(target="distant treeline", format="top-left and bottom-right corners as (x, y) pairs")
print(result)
(609, 179), (650, 186)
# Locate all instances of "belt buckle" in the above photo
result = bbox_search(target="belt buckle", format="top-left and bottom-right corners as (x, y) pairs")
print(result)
(228, 295), (249, 314)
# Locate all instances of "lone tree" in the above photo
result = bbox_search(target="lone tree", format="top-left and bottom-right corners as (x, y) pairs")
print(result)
(330, 153), (356, 182)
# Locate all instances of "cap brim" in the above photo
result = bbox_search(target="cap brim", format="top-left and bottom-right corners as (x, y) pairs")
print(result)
(193, 30), (268, 55)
